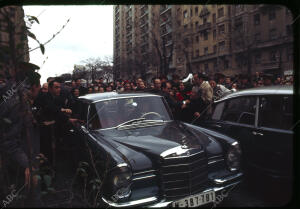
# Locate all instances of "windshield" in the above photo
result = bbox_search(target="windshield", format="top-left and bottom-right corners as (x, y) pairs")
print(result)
(87, 96), (172, 130)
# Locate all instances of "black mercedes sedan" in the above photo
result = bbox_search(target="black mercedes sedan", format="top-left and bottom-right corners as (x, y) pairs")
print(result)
(69, 92), (243, 207)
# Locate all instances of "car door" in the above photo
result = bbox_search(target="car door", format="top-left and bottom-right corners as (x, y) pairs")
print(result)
(251, 95), (293, 177)
(205, 96), (258, 169)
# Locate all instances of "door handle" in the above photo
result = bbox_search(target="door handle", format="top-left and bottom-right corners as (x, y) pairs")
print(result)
(252, 131), (264, 136)
(212, 124), (222, 128)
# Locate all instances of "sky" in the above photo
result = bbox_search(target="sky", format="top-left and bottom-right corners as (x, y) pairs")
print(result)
(23, 5), (113, 83)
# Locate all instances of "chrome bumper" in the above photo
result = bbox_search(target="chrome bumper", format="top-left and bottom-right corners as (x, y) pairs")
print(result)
(102, 172), (243, 208)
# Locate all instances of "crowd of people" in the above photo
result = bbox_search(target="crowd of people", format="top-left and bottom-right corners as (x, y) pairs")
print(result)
(0, 69), (293, 207)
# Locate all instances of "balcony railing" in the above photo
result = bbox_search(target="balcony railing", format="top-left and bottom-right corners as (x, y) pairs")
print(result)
(160, 18), (171, 26)
(160, 5), (172, 14)
(197, 22), (211, 32)
(140, 10), (149, 19)
(261, 61), (280, 69)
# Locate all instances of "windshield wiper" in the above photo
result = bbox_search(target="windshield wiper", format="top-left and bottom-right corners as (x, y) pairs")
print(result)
(116, 118), (147, 128)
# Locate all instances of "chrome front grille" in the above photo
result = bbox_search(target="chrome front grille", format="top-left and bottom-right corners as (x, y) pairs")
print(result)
(160, 150), (209, 200)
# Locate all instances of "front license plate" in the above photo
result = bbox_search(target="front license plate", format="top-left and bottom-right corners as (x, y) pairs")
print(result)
(172, 191), (215, 207)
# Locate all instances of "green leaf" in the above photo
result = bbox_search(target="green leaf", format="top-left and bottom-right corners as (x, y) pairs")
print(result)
(40, 44), (45, 54)
(27, 30), (37, 40)
(29, 16), (40, 24)
(43, 175), (52, 188)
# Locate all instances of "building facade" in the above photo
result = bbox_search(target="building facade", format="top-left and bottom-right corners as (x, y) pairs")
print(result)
(113, 5), (293, 80)
(0, 6), (30, 77)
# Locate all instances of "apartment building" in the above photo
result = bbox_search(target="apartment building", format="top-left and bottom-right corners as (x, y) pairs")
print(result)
(113, 5), (181, 81)
(113, 5), (293, 80)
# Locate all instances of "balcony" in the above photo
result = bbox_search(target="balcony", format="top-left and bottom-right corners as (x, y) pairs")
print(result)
(261, 61), (280, 69)
(161, 27), (172, 37)
(165, 39), (173, 47)
(140, 10), (149, 19)
(160, 5), (172, 15)
(160, 18), (171, 26)
(197, 22), (211, 32)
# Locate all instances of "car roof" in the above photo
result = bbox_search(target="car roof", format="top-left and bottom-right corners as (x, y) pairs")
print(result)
(217, 85), (293, 102)
(78, 91), (162, 103)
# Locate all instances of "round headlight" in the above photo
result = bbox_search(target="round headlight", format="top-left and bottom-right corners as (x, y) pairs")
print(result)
(111, 166), (132, 201)
(113, 172), (132, 187)
(226, 142), (242, 171)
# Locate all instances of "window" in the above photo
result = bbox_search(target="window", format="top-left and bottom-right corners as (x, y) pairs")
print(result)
(255, 53), (261, 64)
(221, 97), (257, 125)
(213, 60), (218, 70)
(269, 10), (276, 20)
(195, 49), (199, 57)
(195, 7), (198, 15)
(195, 21), (199, 28)
(204, 31), (208, 40)
(286, 25), (292, 36)
(235, 5), (244, 12)
(190, 8), (193, 17)
(204, 63), (209, 72)
(195, 35), (199, 43)
(213, 29), (216, 40)
(213, 45), (217, 53)
(204, 47), (208, 55)
(224, 60), (229, 69)
(254, 32), (261, 42)
(218, 8), (224, 18)
(212, 102), (225, 120)
(235, 17), (243, 32)
(270, 50), (277, 61)
(213, 13), (216, 23)
(184, 24), (188, 29)
(269, 28), (277, 40)
(218, 24), (225, 34)
(254, 14), (260, 25)
(287, 47), (293, 61)
(203, 17), (207, 24)
(258, 96), (293, 130)
(183, 10), (188, 18)
(219, 41), (225, 51)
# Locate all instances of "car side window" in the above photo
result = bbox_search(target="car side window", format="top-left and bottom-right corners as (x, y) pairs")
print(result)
(258, 95), (293, 130)
(221, 97), (256, 125)
(212, 102), (225, 120)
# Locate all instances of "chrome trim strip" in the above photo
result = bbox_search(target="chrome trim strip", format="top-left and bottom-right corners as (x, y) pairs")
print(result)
(133, 174), (156, 181)
(133, 170), (156, 176)
(208, 158), (225, 165)
(102, 196), (157, 207)
(162, 158), (207, 168)
(213, 172), (243, 184)
(92, 95), (163, 103)
(117, 163), (129, 168)
(208, 155), (223, 160)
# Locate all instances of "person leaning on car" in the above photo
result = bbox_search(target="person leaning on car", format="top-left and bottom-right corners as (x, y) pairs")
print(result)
(34, 79), (78, 164)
